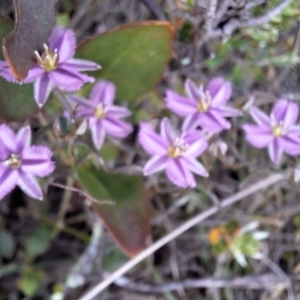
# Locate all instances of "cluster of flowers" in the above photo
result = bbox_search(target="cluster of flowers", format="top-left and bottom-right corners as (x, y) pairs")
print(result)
(1, 26), (300, 201)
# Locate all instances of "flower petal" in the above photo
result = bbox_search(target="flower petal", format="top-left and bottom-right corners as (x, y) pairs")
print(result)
(144, 155), (167, 175)
(206, 77), (232, 107)
(165, 90), (197, 116)
(138, 123), (168, 155)
(49, 67), (94, 91)
(249, 107), (270, 126)
(199, 110), (231, 132)
(16, 126), (31, 152)
(0, 124), (17, 157)
(0, 168), (18, 201)
(214, 105), (242, 117)
(160, 118), (175, 143)
(107, 106), (132, 118)
(90, 121), (106, 149)
(24, 66), (44, 83)
(289, 125), (300, 135)
(17, 172), (43, 200)
(63, 58), (100, 71)
(34, 73), (53, 108)
(166, 158), (196, 188)
(271, 99), (298, 126)
(0, 61), (19, 83)
(90, 80), (116, 106)
(49, 27), (76, 63)
(181, 157), (208, 177)
(183, 134), (208, 158)
(278, 135), (300, 155)
(21, 146), (55, 177)
(243, 124), (273, 148)
(182, 113), (199, 131)
(68, 94), (95, 109)
(102, 117), (133, 138)
(268, 139), (282, 165)
(208, 78), (232, 106)
(184, 79), (200, 100)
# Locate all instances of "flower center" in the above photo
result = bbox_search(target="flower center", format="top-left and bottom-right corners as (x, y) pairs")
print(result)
(197, 88), (211, 112)
(34, 43), (59, 72)
(271, 122), (287, 137)
(94, 104), (106, 119)
(5, 154), (22, 169)
(168, 138), (188, 158)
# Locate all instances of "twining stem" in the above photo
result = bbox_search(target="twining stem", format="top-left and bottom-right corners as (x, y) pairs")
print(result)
(79, 172), (286, 300)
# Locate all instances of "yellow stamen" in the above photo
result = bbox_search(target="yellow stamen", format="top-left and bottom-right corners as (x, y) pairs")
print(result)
(197, 100), (210, 112)
(94, 104), (106, 119)
(34, 44), (59, 72)
(168, 139), (187, 158)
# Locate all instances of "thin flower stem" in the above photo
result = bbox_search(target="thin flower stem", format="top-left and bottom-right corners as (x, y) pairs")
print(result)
(79, 172), (286, 300)
(53, 88), (73, 115)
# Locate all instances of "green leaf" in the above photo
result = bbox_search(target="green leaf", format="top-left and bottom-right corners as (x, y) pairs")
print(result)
(25, 226), (52, 259)
(0, 17), (38, 121)
(2, 0), (56, 80)
(77, 21), (173, 102)
(76, 166), (151, 257)
(0, 230), (15, 259)
(18, 268), (45, 297)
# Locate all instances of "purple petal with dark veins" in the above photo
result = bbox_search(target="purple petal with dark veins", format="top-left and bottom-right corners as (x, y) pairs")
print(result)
(16, 126), (31, 152)
(0, 124), (17, 155)
(268, 139), (282, 165)
(34, 73), (53, 108)
(90, 80), (116, 106)
(0, 168), (18, 201)
(138, 123), (168, 155)
(144, 155), (168, 175)
(182, 157), (208, 177)
(21, 146), (55, 177)
(49, 27), (76, 63)
(160, 118), (175, 143)
(243, 124), (273, 148)
(50, 67), (94, 91)
(24, 66), (44, 83)
(17, 172), (43, 200)
(68, 94), (95, 109)
(184, 79), (200, 101)
(278, 134), (300, 155)
(207, 77), (232, 105)
(249, 107), (270, 126)
(166, 158), (196, 188)
(271, 99), (298, 126)
(102, 117), (132, 138)
(107, 106), (132, 118)
(165, 90), (197, 116)
(90, 120), (106, 149)
(182, 113), (199, 131)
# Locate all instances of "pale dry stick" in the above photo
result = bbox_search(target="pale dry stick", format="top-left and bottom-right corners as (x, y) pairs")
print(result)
(50, 182), (114, 206)
(79, 172), (286, 300)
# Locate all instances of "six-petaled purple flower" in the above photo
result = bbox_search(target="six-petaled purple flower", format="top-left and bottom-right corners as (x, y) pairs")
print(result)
(243, 99), (300, 164)
(68, 80), (133, 149)
(165, 77), (242, 133)
(0, 125), (55, 201)
(139, 118), (208, 188)
(0, 26), (100, 108)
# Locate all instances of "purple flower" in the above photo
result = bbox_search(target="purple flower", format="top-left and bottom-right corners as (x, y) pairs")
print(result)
(165, 77), (242, 133)
(0, 27), (100, 108)
(243, 99), (300, 164)
(139, 118), (208, 188)
(68, 80), (133, 149)
(0, 124), (55, 200)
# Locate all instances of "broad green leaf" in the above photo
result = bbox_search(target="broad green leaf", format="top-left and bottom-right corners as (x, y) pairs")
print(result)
(76, 166), (151, 257)
(0, 230), (15, 259)
(77, 21), (173, 102)
(3, 0), (56, 80)
(0, 17), (37, 121)
(25, 226), (52, 259)
(18, 268), (45, 297)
